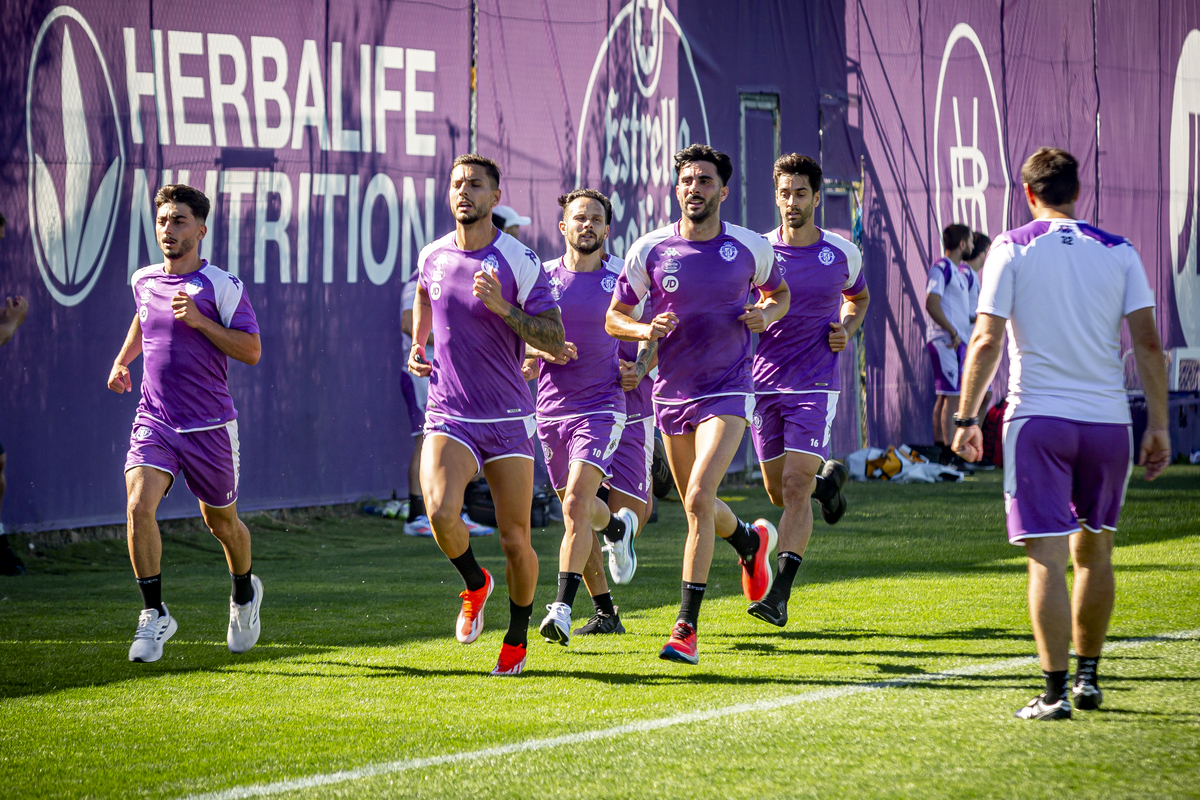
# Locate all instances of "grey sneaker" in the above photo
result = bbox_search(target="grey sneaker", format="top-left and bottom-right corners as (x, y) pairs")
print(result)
(539, 601), (572, 646)
(1014, 693), (1072, 720)
(603, 508), (638, 585)
(227, 575), (263, 654)
(128, 606), (178, 663)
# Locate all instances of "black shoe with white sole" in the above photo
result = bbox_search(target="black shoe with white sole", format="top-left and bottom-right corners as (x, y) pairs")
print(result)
(1014, 693), (1072, 720)
(1072, 681), (1103, 711)
(818, 460), (849, 525)
(573, 609), (625, 635)
(747, 594), (788, 627)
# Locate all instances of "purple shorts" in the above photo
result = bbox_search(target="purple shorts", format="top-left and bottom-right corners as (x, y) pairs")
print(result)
(424, 414), (536, 471)
(400, 373), (425, 437)
(751, 392), (838, 462)
(609, 416), (655, 501)
(124, 415), (241, 508)
(927, 339), (966, 395)
(655, 394), (755, 437)
(537, 414), (625, 492)
(1003, 416), (1133, 545)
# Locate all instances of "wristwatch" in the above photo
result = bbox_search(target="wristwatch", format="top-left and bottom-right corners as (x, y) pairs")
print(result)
(952, 414), (979, 428)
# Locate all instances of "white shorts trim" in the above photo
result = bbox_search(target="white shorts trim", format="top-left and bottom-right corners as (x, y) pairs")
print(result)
(483, 452), (535, 465)
(426, 410), (536, 425)
(536, 411), (627, 423)
(652, 391), (752, 407)
(784, 447), (827, 460)
(424, 431), (483, 473)
(1011, 528), (1082, 545)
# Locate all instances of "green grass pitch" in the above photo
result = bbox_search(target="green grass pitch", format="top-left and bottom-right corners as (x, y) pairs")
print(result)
(0, 467), (1197, 798)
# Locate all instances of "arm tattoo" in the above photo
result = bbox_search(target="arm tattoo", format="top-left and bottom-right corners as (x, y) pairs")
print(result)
(503, 306), (565, 353)
(635, 339), (658, 377)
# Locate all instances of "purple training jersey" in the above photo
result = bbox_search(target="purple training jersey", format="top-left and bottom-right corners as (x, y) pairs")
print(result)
(418, 229), (558, 422)
(131, 261), (259, 432)
(611, 255), (653, 422)
(753, 227), (864, 394)
(536, 257), (624, 419)
(614, 222), (781, 404)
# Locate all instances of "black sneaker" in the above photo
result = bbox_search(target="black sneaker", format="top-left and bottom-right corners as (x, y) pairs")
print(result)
(651, 438), (674, 498)
(818, 460), (849, 525)
(573, 609), (625, 635)
(0, 536), (25, 576)
(1014, 693), (1072, 720)
(747, 594), (788, 627)
(1072, 681), (1103, 711)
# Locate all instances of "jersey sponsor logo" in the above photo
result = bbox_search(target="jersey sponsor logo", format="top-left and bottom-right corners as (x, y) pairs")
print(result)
(138, 305), (148, 322)
(933, 23), (1010, 238)
(818, 246), (836, 265)
(133, 425), (152, 440)
(139, 287), (150, 301)
(662, 275), (680, 292)
(719, 242), (738, 262)
(549, 276), (566, 300)
(1170, 30), (1200, 345)
(483, 254), (501, 276)
(429, 263), (447, 282)
(661, 258), (681, 273)
(601, 274), (617, 293)
(26, 7), (125, 308)
(429, 282), (442, 300)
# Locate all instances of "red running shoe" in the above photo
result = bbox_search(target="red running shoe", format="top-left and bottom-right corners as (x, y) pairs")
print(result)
(456, 568), (494, 644)
(490, 642), (527, 676)
(658, 620), (699, 664)
(740, 519), (778, 602)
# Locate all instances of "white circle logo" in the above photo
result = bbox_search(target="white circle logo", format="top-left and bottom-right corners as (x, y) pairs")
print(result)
(601, 275), (617, 293)
(818, 247), (836, 266)
(429, 283), (442, 300)
(26, 7), (125, 307)
(429, 265), (446, 282)
(1170, 29), (1200, 345)
(932, 23), (1009, 239)
(719, 242), (738, 262)
(662, 275), (680, 292)
(752, 411), (763, 431)
(138, 305), (148, 322)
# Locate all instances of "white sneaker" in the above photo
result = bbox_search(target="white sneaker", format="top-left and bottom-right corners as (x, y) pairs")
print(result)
(227, 575), (263, 654)
(403, 515), (433, 537)
(461, 513), (495, 537)
(128, 606), (178, 663)
(603, 508), (639, 585)
(539, 601), (573, 646)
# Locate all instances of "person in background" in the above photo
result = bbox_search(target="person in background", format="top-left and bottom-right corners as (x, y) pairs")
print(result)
(492, 205), (533, 243)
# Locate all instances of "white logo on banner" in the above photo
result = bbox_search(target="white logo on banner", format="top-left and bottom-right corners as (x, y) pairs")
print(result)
(932, 23), (1009, 238)
(574, 1), (711, 258)
(26, 8), (125, 307)
(1170, 29), (1200, 346)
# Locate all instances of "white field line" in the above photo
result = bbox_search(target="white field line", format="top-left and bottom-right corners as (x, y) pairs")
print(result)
(180, 629), (1200, 800)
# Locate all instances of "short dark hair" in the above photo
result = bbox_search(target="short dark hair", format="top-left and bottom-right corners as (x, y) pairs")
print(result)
(558, 188), (613, 225)
(967, 231), (992, 261)
(674, 143), (733, 186)
(1021, 147), (1079, 207)
(452, 153), (501, 189)
(154, 184), (210, 223)
(942, 223), (971, 252)
(773, 153), (822, 193)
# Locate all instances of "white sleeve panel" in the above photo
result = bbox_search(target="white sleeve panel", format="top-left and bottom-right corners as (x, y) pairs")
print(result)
(494, 232), (543, 306)
(202, 265), (246, 328)
(726, 223), (776, 285)
(620, 233), (659, 302)
(825, 231), (863, 289)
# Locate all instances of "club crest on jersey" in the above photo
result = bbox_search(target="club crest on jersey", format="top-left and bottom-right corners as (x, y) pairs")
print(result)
(818, 246), (836, 265)
(752, 411), (763, 431)
(719, 242), (738, 262)
(661, 259), (680, 273)
(482, 254), (500, 276)
(184, 278), (203, 296)
(549, 277), (566, 300)
(542, 442), (553, 462)
(601, 275), (617, 293)
(662, 275), (680, 292)
(134, 426), (152, 441)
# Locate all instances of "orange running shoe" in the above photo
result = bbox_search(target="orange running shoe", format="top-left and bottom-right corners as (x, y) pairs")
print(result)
(456, 568), (494, 644)
(740, 519), (778, 602)
(658, 620), (699, 664)
(490, 642), (527, 676)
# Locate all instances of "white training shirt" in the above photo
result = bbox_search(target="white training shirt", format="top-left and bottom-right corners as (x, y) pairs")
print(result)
(925, 256), (973, 342)
(978, 218), (1155, 424)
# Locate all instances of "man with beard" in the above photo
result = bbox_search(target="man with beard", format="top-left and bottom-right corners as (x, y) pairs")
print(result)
(607, 144), (790, 664)
(108, 184), (263, 663)
(408, 155), (564, 676)
(524, 189), (638, 645)
(746, 153), (870, 628)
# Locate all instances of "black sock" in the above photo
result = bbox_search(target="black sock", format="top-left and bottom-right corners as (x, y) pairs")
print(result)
(811, 474), (837, 504)
(504, 599), (533, 647)
(555, 572), (582, 608)
(591, 592), (616, 616)
(231, 567), (254, 605)
(1076, 656), (1100, 687)
(724, 518), (758, 561)
(408, 494), (425, 522)
(449, 546), (487, 592)
(678, 581), (706, 628)
(600, 513), (626, 544)
(770, 552), (803, 599)
(1043, 669), (1069, 702)
(136, 574), (166, 616)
